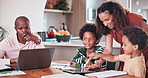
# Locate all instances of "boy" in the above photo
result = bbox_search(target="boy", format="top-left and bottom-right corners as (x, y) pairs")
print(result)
(87, 26), (147, 78)
(70, 23), (106, 70)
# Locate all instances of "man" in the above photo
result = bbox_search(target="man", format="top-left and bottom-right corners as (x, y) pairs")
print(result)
(0, 16), (45, 67)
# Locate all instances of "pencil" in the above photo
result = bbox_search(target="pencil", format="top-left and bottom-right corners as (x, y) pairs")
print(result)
(84, 59), (90, 67)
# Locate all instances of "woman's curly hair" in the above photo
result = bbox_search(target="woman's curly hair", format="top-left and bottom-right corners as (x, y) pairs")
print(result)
(96, 1), (130, 35)
(79, 23), (102, 40)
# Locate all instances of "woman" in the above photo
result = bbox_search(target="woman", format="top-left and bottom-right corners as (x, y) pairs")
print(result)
(86, 1), (148, 77)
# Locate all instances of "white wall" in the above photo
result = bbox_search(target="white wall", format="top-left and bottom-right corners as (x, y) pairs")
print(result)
(115, 0), (129, 9)
(0, 0), (46, 34)
(86, 0), (129, 23)
(0, 0), (132, 34)
(44, 13), (66, 32)
(86, 0), (106, 23)
(131, 0), (148, 21)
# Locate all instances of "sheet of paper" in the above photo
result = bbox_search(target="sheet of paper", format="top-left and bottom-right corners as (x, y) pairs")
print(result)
(0, 70), (26, 77)
(0, 64), (11, 70)
(41, 73), (88, 78)
(51, 62), (76, 70)
(85, 70), (127, 78)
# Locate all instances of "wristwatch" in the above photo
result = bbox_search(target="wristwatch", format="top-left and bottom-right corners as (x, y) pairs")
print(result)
(38, 39), (42, 43)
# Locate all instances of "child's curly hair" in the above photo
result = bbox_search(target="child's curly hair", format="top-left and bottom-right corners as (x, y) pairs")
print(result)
(123, 26), (148, 50)
(79, 23), (102, 40)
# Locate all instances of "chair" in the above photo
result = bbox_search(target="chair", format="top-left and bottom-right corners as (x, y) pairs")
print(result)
(106, 61), (116, 70)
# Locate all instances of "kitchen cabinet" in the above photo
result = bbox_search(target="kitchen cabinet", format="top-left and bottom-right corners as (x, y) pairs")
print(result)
(66, 0), (86, 36)
(44, 0), (86, 36)
(44, 9), (73, 13)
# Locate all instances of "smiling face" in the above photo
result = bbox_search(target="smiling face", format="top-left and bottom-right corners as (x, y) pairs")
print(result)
(98, 11), (114, 29)
(82, 32), (99, 50)
(122, 35), (135, 55)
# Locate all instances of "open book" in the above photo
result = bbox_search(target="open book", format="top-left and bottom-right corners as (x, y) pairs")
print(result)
(85, 70), (127, 78)
(0, 64), (11, 70)
(42, 73), (87, 78)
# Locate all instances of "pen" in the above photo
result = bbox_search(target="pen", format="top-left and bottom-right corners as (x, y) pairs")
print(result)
(84, 59), (90, 67)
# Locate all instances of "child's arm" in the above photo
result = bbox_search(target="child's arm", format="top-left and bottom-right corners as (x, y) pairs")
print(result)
(88, 53), (121, 62)
(70, 51), (88, 68)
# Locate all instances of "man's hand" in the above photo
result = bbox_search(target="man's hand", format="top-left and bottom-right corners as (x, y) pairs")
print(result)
(23, 34), (40, 45)
(10, 58), (18, 64)
(6, 58), (18, 69)
(6, 63), (17, 69)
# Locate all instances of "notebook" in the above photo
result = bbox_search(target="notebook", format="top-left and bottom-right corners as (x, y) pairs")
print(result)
(85, 70), (127, 78)
(41, 73), (87, 78)
(17, 48), (55, 70)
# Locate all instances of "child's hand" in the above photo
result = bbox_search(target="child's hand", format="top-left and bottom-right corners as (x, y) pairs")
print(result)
(83, 63), (99, 71)
(85, 59), (93, 67)
(70, 62), (76, 67)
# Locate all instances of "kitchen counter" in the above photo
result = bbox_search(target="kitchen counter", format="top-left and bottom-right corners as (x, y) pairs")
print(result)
(42, 40), (83, 47)
(42, 37), (120, 48)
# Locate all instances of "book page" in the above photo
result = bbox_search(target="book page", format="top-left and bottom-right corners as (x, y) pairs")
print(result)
(42, 73), (88, 78)
(85, 70), (127, 78)
(0, 64), (11, 70)
(0, 70), (26, 77)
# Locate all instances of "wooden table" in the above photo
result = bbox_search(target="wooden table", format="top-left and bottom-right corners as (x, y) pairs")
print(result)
(0, 67), (138, 78)
(0, 67), (64, 78)
(0, 61), (139, 78)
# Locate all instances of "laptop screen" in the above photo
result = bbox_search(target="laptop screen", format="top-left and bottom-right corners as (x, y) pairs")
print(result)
(17, 48), (55, 70)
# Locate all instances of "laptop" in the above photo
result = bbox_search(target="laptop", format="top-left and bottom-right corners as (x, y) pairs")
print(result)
(17, 48), (55, 70)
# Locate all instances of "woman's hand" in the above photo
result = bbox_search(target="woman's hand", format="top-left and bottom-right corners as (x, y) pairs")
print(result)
(88, 53), (101, 60)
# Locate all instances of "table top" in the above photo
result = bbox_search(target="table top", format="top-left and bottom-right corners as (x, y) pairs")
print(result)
(0, 67), (138, 78)
(0, 61), (138, 78)
(0, 68), (65, 78)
